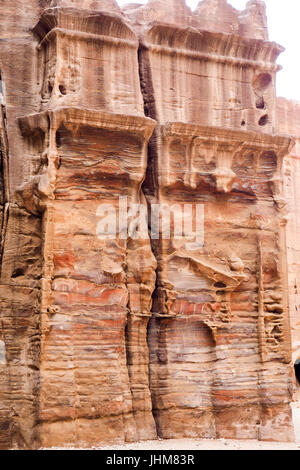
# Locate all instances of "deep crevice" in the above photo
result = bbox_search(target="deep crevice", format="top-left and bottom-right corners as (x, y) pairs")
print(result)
(295, 360), (300, 385)
(0, 79), (10, 273)
(137, 44), (161, 439)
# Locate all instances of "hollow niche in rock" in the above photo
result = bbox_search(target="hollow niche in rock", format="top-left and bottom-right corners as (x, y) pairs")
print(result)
(252, 73), (272, 126)
(295, 360), (300, 385)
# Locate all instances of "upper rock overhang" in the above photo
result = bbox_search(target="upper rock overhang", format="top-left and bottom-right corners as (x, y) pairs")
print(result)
(163, 122), (295, 156)
(18, 107), (156, 141)
(32, 6), (138, 46)
(142, 23), (284, 71)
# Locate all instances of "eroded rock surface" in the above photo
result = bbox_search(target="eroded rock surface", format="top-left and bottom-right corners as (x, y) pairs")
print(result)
(278, 97), (300, 400)
(0, 0), (297, 448)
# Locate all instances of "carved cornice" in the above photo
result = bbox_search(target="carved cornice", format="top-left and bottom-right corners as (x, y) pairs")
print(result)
(33, 7), (137, 45)
(19, 107), (156, 141)
(37, 27), (138, 51)
(162, 122), (295, 155)
(158, 123), (295, 192)
(142, 24), (283, 70)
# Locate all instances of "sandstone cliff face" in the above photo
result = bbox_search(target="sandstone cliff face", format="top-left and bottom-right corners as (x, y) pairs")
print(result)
(131, 0), (294, 442)
(278, 98), (300, 383)
(0, 0), (297, 448)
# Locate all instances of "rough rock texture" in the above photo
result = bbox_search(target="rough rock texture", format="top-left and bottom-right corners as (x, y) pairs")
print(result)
(0, 0), (297, 448)
(132, 0), (294, 442)
(278, 98), (300, 383)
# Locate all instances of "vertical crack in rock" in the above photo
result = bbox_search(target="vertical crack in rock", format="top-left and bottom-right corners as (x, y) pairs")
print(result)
(136, 86), (160, 437)
(0, 84), (10, 447)
(124, 48), (159, 434)
(0, 77), (9, 271)
(136, 44), (161, 437)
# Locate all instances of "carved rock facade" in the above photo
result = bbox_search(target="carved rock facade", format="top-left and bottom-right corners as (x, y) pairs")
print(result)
(0, 0), (298, 448)
(278, 98), (300, 402)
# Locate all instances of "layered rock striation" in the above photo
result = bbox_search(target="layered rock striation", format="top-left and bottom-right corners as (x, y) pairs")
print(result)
(278, 98), (300, 401)
(0, 0), (298, 448)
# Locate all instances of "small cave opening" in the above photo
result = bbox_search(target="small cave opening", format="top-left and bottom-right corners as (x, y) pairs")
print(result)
(295, 360), (300, 385)
(41, 153), (49, 167)
(241, 120), (246, 127)
(216, 290), (226, 296)
(256, 97), (265, 109)
(0, 72), (3, 96)
(214, 282), (227, 289)
(252, 73), (272, 93)
(59, 84), (67, 96)
(56, 129), (62, 148)
(259, 114), (269, 126)
(56, 156), (62, 170)
(11, 268), (25, 278)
